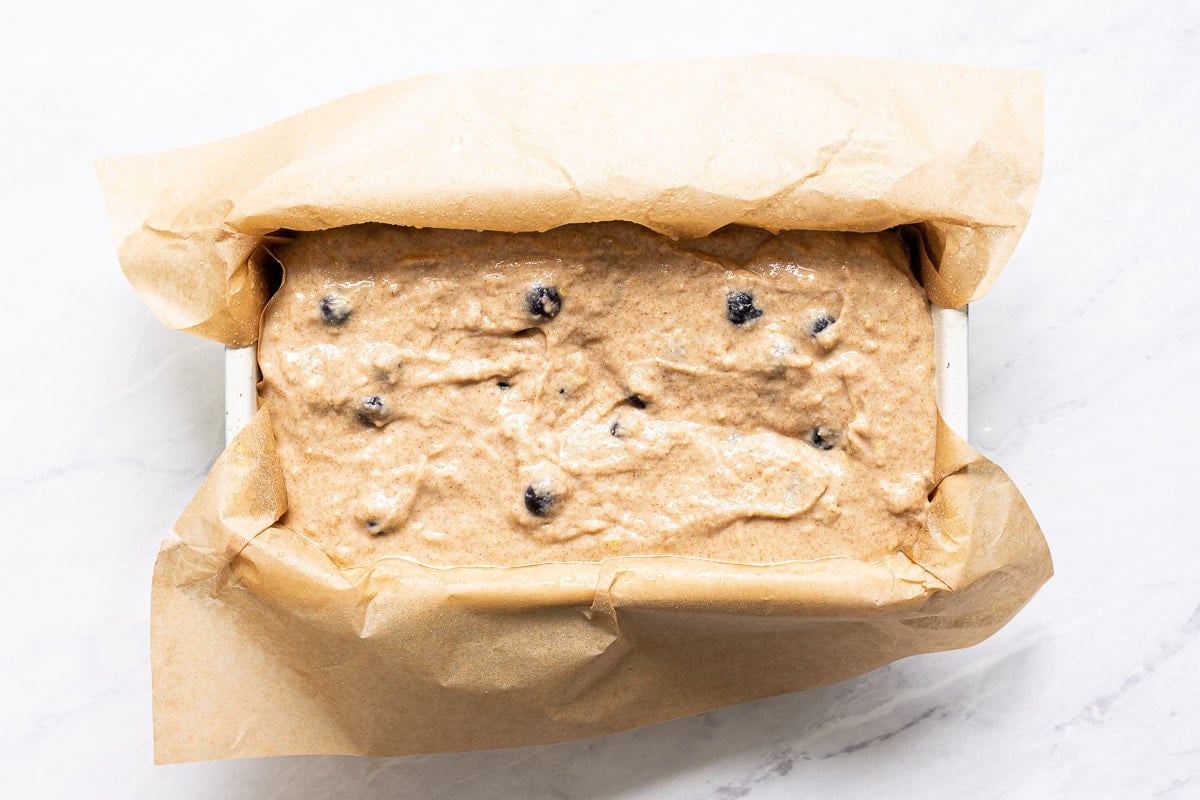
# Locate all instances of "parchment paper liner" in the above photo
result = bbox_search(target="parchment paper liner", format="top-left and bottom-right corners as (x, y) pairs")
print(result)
(96, 55), (1051, 763)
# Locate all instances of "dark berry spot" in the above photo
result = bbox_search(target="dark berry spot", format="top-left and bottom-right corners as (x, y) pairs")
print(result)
(811, 314), (836, 335)
(726, 291), (763, 325)
(809, 426), (840, 451)
(319, 293), (352, 325)
(625, 394), (647, 409)
(525, 285), (562, 319)
(558, 388), (566, 395)
(609, 420), (621, 436)
(356, 395), (391, 427)
(364, 520), (383, 535)
(524, 485), (555, 517)
(497, 381), (511, 390)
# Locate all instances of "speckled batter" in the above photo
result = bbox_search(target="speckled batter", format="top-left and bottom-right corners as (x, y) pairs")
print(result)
(258, 223), (935, 568)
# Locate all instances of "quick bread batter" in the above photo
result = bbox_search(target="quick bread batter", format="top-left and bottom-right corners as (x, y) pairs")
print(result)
(258, 223), (936, 567)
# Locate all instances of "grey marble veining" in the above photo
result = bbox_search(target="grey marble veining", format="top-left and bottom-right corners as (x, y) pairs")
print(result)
(2, 1), (1198, 797)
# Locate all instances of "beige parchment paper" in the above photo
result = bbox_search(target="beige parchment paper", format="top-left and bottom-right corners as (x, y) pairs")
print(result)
(96, 55), (1052, 763)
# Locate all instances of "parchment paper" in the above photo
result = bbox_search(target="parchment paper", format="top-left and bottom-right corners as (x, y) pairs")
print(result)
(96, 55), (1052, 763)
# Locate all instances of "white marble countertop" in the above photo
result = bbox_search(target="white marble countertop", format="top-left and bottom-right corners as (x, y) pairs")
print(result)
(3, 1), (1198, 797)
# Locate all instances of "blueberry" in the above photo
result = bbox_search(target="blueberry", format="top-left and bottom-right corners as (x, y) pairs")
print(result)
(609, 420), (622, 436)
(524, 485), (555, 517)
(364, 520), (384, 535)
(726, 291), (763, 325)
(809, 426), (840, 451)
(625, 394), (647, 409)
(356, 395), (391, 427)
(526, 285), (562, 319)
(811, 314), (836, 335)
(319, 293), (352, 325)
(497, 381), (511, 390)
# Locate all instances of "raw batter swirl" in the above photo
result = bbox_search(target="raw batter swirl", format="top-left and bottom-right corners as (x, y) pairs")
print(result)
(259, 223), (935, 567)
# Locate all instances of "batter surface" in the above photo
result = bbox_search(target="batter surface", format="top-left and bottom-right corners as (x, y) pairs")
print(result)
(258, 223), (935, 567)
